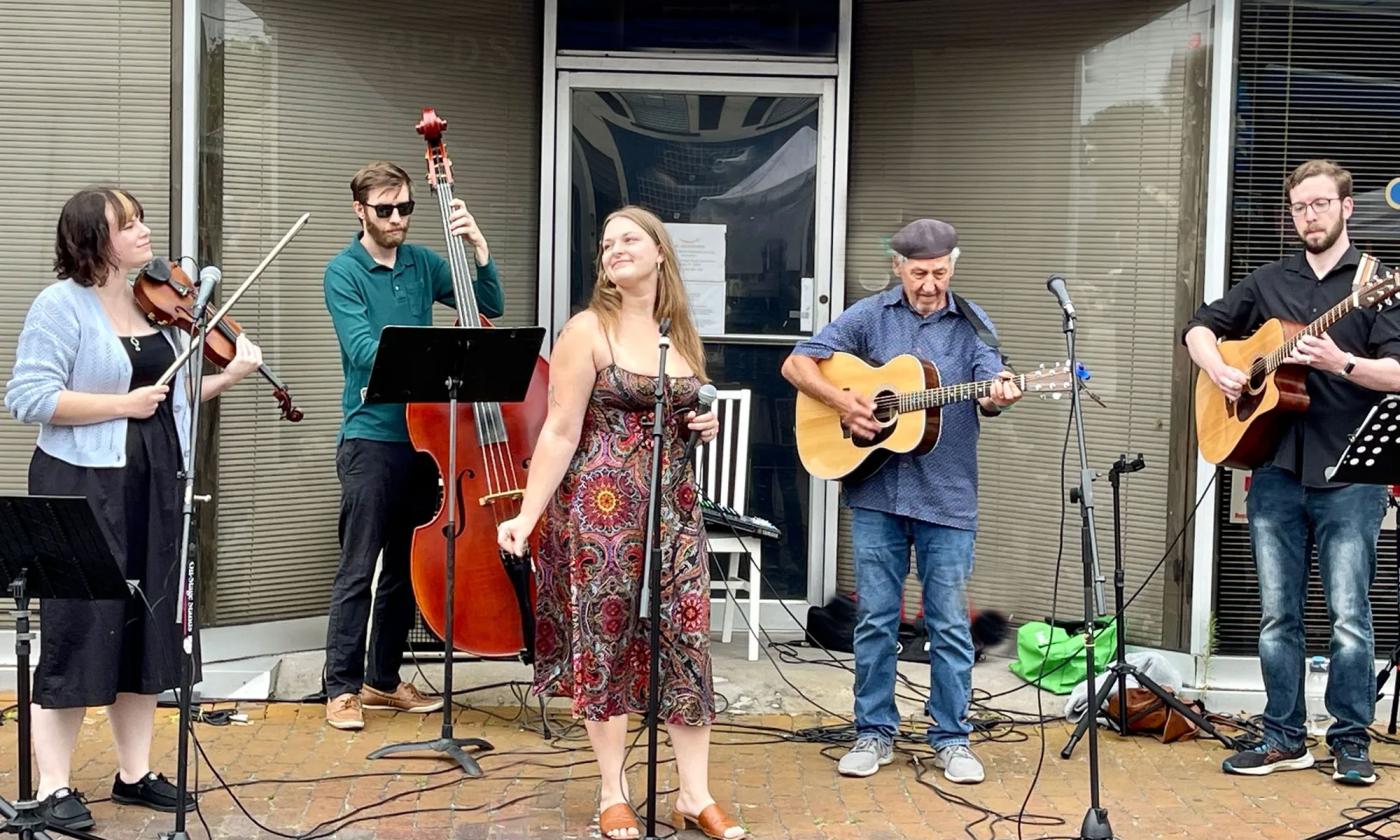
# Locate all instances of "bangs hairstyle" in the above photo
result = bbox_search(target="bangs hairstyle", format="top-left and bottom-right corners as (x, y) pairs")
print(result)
(1285, 159), (1353, 200)
(53, 188), (145, 287)
(350, 160), (413, 205)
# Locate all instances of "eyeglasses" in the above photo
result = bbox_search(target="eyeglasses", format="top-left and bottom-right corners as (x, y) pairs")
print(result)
(1288, 197), (1339, 216)
(363, 200), (415, 219)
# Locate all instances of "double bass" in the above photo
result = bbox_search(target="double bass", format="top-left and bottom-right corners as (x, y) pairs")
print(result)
(407, 108), (549, 659)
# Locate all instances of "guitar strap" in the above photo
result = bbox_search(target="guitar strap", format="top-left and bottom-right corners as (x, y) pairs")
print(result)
(951, 291), (1015, 373)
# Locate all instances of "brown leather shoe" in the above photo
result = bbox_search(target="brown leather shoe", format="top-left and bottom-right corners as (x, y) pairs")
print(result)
(359, 681), (443, 713)
(326, 692), (364, 730)
(672, 802), (748, 839)
(599, 802), (639, 839)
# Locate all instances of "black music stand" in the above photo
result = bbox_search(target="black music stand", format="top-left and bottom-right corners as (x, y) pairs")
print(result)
(0, 496), (130, 840)
(1305, 394), (1400, 840)
(361, 325), (544, 777)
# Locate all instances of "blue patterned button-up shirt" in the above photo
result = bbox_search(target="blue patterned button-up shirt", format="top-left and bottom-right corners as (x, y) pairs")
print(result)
(792, 285), (1005, 531)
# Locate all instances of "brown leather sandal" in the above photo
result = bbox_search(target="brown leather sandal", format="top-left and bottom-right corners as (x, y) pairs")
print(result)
(672, 802), (749, 839)
(599, 802), (640, 838)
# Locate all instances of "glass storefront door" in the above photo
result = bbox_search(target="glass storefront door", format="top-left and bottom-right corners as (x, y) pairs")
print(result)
(550, 73), (837, 604)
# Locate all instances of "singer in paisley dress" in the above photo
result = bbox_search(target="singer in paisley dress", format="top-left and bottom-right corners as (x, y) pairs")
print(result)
(532, 362), (711, 725)
(498, 205), (748, 839)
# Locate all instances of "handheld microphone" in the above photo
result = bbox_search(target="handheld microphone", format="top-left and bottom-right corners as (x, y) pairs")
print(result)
(685, 383), (719, 458)
(1046, 273), (1076, 318)
(194, 266), (222, 317)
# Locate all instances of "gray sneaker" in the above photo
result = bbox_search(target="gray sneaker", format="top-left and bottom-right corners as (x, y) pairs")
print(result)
(934, 743), (985, 784)
(838, 735), (894, 777)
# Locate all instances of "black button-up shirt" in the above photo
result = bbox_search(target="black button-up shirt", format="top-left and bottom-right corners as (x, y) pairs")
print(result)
(1184, 246), (1400, 487)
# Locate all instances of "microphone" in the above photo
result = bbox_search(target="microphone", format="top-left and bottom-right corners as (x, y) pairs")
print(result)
(685, 383), (719, 458)
(1046, 273), (1076, 318)
(194, 266), (221, 317)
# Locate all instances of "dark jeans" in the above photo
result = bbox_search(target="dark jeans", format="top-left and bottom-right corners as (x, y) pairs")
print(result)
(324, 438), (438, 698)
(1246, 465), (1388, 751)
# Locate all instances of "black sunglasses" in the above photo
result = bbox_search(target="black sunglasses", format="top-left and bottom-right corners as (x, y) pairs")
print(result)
(364, 200), (415, 219)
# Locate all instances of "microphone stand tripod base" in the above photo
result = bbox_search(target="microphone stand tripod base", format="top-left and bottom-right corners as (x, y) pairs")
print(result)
(1080, 807), (1115, 840)
(366, 736), (492, 777)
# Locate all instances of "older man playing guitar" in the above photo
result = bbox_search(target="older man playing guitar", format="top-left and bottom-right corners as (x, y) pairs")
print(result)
(782, 218), (1021, 784)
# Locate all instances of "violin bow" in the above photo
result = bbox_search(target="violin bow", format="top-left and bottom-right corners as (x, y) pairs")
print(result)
(157, 212), (312, 388)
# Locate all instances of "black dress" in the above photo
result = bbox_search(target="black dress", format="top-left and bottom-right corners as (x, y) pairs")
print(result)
(30, 331), (194, 708)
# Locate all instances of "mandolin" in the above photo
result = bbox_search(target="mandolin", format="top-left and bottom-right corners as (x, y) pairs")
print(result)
(795, 352), (1081, 482)
(1194, 254), (1399, 469)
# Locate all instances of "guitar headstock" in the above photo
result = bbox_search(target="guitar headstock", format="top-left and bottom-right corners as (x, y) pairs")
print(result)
(1023, 361), (1088, 400)
(415, 107), (454, 189)
(1359, 265), (1400, 310)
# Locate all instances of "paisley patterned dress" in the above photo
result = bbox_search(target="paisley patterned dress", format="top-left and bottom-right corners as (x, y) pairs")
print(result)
(532, 364), (716, 726)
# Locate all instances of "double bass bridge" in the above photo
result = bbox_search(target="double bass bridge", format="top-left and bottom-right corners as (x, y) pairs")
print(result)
(479, 488), (524, 507)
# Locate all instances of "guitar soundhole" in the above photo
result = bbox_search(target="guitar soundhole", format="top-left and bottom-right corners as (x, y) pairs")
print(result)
(873, 389), (898, 424)
(1247, 358), (1268, 393)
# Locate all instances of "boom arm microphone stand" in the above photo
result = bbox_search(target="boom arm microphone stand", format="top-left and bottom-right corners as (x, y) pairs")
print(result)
(1048, 276), (1116, 840)
(1060, 455), (1237, 759)
(638, 318), (673, 840)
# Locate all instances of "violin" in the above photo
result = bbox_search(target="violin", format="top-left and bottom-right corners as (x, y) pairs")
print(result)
(134, 258), (304, 422)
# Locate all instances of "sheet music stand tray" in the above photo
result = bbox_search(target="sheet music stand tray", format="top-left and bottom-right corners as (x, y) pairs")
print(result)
(361, 325), (544, 777)
(0, 495), (129, 840)
(1307, 394), (1400, 840)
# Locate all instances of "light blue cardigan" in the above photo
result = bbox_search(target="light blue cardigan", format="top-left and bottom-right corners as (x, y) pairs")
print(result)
(5, 279), (192, 469)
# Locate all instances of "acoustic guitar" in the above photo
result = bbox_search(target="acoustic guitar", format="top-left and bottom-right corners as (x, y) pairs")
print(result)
(795, 352), (1081, 482)
(1194, 254), (1399, 469)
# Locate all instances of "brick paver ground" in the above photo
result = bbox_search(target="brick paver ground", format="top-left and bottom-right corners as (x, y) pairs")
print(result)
(2, 698), (1397, 839)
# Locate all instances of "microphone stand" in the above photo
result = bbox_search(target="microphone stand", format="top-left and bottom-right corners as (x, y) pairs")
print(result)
(158, 284), (213, 840)
(157, 213), (309, 840)
(1060, 302), (1115, 840)
(637, 319), (673, 840)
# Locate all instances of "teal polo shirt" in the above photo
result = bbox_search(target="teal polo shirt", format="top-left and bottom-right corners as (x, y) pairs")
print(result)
(323, 234), (504, 443)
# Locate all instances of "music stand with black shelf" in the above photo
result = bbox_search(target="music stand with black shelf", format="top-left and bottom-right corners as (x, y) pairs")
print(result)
(360, 325), (544, 777)
(1304, 394), (1400, 840)
(0, 495), (131, 840)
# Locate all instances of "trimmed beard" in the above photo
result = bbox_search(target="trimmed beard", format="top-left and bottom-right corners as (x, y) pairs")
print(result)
(365, 217), (408, 249)
(1300, 215), (1343, 255)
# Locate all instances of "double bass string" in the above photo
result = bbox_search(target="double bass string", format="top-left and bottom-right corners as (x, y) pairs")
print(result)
(429, 155), (522, 524)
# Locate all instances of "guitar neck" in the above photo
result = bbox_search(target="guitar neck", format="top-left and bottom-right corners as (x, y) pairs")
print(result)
(898, 374), (1027, 413)
(1264, 295), (1358, 374)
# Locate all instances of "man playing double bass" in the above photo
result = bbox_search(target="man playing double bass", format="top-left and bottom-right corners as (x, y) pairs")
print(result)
(321, 160), (505, 731)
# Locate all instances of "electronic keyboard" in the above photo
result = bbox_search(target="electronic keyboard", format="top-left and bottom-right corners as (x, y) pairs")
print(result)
(699, 496), (781, 541)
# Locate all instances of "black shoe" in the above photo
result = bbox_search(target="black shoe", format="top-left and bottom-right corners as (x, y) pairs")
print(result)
(1221, 742), (1315, 776)
(36, 788), (95, 830)
(111, 771), (196, 813)
(1332, 743), (1378, 786)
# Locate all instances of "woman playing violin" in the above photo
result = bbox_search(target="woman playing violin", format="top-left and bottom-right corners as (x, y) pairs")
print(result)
(4, 187), (262, 831)
(497, 206), (747, 840)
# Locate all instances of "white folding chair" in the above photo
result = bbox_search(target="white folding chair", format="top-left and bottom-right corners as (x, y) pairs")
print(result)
(693, 388), (762, 661)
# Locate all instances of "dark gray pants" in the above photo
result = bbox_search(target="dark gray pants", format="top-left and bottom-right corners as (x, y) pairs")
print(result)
(324, 438), (437, 698)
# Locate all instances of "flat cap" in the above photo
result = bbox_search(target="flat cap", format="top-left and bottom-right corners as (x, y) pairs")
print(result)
(891, 218), (958, 259)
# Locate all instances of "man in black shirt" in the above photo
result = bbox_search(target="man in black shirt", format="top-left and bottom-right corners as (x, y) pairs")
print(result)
(1185, 159), (1400, 786)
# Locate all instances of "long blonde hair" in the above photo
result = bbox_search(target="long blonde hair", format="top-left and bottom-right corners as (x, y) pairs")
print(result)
(589, 205), (708, 381)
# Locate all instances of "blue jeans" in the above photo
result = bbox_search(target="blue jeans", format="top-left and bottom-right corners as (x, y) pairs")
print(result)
(850, 507), (976, 748)
(1246, 465), (1387, 751)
